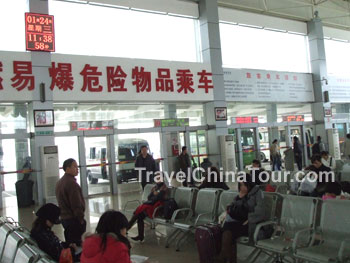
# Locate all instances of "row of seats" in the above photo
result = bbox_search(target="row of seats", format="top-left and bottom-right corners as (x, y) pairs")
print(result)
(0, 218), (54, 263)
(125, 185), (350, 263)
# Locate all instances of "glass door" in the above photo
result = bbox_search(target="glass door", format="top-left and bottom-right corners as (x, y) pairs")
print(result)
(84, 136), (111, 196)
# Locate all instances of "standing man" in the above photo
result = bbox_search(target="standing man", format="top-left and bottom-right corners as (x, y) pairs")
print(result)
(55, 158), (86, 246)
(135, 145), (157, 190)
(270, 139), (281, 171)
(312, 136), (326, 156)
(293, 136), (303, 171)
(178, 146), (192, 186)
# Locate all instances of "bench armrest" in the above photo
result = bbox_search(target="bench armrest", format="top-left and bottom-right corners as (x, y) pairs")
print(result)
(170, 208), (193, 224)
(123, 200), (141, 212)
(152, 205), (163, 219)
(194, 212), (213, 226)
(253, 221), (277, 244)
(292, 228), (314, 251)
(338, 239), (350, 261)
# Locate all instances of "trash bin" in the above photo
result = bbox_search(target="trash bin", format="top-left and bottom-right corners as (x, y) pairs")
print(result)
(15, 157), (34, 207)
(15, 178), (34, 207)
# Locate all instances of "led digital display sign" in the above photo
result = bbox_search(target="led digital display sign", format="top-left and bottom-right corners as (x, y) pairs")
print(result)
(25, 13), (55, 52)
(232, 116), (259, 124)
(282, 115), (305, 122)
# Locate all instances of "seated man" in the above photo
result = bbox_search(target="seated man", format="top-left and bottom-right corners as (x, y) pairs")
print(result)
(302, 155), (333, 197)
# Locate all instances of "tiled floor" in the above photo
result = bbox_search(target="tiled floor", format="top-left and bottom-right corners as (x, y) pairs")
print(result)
(0, 182), (273, 263)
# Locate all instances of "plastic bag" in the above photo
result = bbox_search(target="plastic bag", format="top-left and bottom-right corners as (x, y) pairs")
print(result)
(59, 248), (73, 263)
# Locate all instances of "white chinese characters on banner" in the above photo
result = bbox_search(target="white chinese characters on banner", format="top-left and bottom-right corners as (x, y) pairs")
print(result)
(224, 68), (314, 102)
(0, 51), (214, 102)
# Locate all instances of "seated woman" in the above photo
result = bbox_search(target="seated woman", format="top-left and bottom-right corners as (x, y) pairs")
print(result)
(199, 166), (229, 190)
(81, 210), (131, 263)
(128, 175), (169, 242)
(30, 203), (80, 262)
(218, 176), (266, 263)
(322, 182), (344, 200)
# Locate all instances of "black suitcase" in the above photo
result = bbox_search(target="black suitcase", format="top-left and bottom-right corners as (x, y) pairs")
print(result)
(15, 179), (34, 207)
(195, 224), (222, 263)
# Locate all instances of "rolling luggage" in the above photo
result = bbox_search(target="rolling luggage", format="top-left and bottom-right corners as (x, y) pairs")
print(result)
(195, 224), (221, 263)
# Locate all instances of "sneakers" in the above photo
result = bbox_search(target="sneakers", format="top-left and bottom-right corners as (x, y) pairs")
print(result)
(131, 236), (144, 243)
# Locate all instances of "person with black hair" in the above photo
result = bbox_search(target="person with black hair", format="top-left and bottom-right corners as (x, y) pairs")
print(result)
(302, 155), (332, 197)
(81, 210), (131, 263)
(322, 182), (342, 200)
(321, 151), (336, 170)
(134, 145), (157, 190)
(55, 158), (86, 246)
(198, 166), (229, 190)
(128, 178), (169, 242)
(293, 136), (303, 171)
(250, 159), (267, 185)
(218, 176), (266, 263)
(30, 203), (80, 262)
(312, 136), (326, 156)
(270, 139), (281, 171)
(177, 146), (193, 186)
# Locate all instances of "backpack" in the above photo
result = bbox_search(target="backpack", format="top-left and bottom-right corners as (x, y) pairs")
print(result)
(163, 198), (178, 220)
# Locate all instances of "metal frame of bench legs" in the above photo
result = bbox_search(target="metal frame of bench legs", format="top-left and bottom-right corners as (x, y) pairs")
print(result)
(165, 228), (182, 248)
(175, 230), (192, 252)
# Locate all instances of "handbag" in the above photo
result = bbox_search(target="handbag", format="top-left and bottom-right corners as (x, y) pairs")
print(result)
(227, 198), (248, 222)
(59, 248), (73, 263)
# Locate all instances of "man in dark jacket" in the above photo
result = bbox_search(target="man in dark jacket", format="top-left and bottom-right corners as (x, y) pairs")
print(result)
(293, 136), (303, 170)
(177, 146), (192, 186)
(135, 145), (158, 190)
(56, 158), (86, 246)
(304, 155), (333, 197)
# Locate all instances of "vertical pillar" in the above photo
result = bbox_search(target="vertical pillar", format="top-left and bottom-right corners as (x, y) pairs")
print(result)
(14, 104), (29, 181)
(266, 104), (279, 144)
(163, 104), (178, 176)
(308, 15), (330, 149)
(199, 0), (227, 168)
(28, 0), (55, 205)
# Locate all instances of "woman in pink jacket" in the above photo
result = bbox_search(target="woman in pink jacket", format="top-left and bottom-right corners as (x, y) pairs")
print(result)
(81, 210), (131, 263)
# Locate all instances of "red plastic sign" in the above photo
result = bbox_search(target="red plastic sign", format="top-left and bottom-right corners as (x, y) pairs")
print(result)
(25, 13), (55, 52)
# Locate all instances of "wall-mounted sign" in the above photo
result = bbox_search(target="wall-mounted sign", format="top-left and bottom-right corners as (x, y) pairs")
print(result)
(232, 116), (258, 124)
(69, 121), (115, 131)
(327, 76), (350, 103)
(25, 13), (55, 52)
(282, 115), (304, 122)
(224, 68), (314, 102)
(34, 110), (54, 127)
(0, 51), (213, 102)
(153, 118), (189, 128)
(324, 107), (332, 117)
(215, 107), (227, 121)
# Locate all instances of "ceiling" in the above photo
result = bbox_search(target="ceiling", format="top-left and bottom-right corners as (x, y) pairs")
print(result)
(186, 0), (350, 30)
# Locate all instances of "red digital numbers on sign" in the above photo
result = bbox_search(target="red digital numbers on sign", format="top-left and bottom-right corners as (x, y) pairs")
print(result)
(25, 13), (55, 52)
(282, 115), (305, 122)
(235, 116), (259, 124)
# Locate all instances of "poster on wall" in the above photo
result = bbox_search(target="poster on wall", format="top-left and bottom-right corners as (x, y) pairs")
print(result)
(327, 76), (350, 103)
(215, 107), (227, 121)
(0, 51), (214, 102)
(34, 110), (54, 127)
(224, 68), (314, 102)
